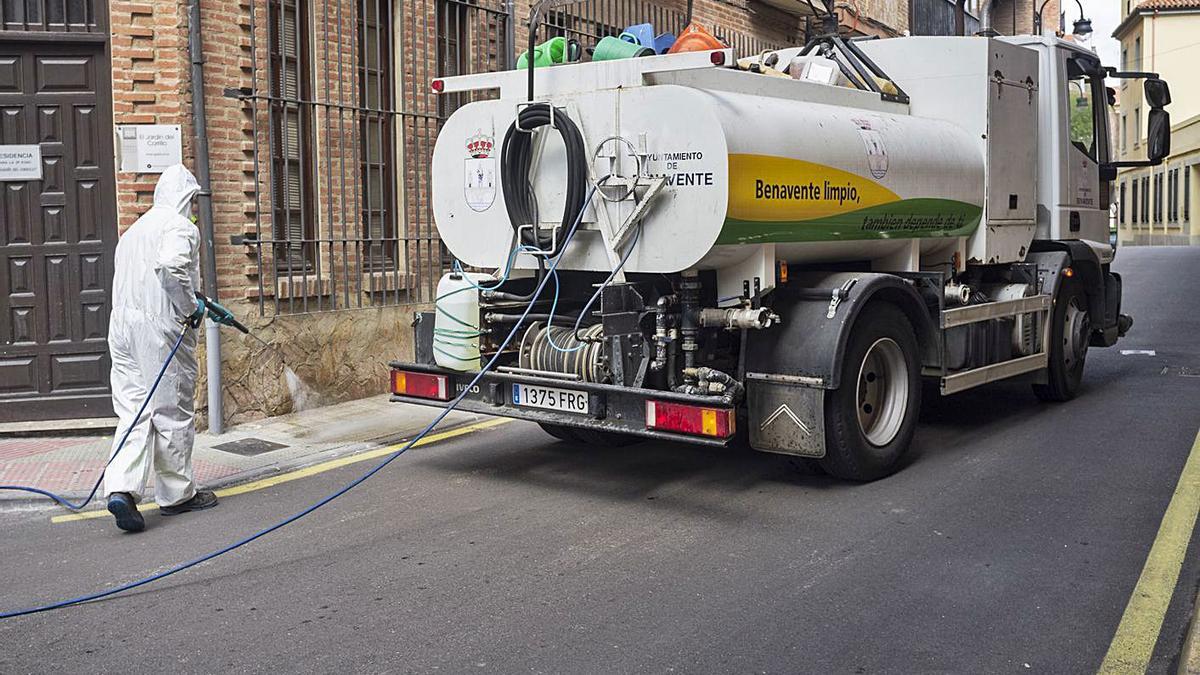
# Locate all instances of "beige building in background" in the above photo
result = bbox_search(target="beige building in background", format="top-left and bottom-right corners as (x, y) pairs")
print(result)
(1113, 0), (1200, 245)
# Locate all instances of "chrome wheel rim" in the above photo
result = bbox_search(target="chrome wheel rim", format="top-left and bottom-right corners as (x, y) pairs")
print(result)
(856, 337), (910, 447)
(1062, 297), (1090, 372)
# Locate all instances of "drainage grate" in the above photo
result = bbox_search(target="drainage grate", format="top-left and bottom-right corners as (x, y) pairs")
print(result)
(1160, 366), (1200, 378)
(212, 437), (289, 456)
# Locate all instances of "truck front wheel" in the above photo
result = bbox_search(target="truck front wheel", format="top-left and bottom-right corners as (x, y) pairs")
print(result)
(820, 303), (922, 481)
(1033, 279), (1089, 402)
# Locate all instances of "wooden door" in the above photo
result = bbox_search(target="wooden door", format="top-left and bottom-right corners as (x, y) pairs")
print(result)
(0, 37), (117, 423)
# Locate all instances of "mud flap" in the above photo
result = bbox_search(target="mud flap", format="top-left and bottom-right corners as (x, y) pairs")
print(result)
(746, 376), (826, 458)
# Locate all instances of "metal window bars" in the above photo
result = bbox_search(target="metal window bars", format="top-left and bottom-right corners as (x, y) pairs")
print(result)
(0, 0), (97, 31)
(245, 0), (797, 315)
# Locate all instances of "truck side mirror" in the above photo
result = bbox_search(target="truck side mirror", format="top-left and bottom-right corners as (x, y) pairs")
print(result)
(1144, 78), (1171, 108)
(1147, 108), (1171, 162)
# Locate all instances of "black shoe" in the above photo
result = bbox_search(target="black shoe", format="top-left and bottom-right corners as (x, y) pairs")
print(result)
(107, 492), (145, 533)
(160, 489), (218, 516)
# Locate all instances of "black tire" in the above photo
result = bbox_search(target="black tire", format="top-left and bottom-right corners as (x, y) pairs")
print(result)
(537, 423), (641, 447)
(1033, 278), (1089, 402)
(538, 423), (581, 442)
(819, 303), (922, 481)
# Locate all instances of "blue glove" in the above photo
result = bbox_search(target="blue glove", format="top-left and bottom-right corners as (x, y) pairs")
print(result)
(185, 297), (205, 328)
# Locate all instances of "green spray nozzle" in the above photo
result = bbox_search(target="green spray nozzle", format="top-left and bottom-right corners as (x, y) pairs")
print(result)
(196, 293), (250, 334)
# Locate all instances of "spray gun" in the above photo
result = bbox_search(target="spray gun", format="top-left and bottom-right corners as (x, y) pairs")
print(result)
(194, 291), (250, 334)
(194, 291), (283, 355)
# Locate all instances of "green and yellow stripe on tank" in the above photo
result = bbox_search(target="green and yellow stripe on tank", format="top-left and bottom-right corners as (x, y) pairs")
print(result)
(718, 154), (982, 244)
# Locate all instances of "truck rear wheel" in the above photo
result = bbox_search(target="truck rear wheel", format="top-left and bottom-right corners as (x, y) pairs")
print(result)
(1032, 278), (1089, 402)
(820, 303), (922, 481)
(539, 423), (581, 442)
(537, 423), (640, 447)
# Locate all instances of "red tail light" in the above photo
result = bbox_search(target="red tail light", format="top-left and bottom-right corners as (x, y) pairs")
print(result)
(710, 51), (726, 66)
(431, 79), (445, 93)
(391, 370), (449, 401)
(645, 400), (735, 438)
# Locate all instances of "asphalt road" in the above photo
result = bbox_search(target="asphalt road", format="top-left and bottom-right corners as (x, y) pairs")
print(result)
(2, 246), (1198, 673)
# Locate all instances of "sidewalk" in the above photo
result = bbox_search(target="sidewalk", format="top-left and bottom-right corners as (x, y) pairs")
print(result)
(0, 396), (487, 507)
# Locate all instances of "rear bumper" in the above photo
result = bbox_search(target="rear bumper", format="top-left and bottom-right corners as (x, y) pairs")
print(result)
(387, 361), (736, 447)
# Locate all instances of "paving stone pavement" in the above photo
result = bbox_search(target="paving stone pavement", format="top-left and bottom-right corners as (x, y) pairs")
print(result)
(0, 396), (485, 506)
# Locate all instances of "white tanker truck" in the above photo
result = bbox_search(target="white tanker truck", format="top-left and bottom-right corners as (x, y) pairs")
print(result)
(389, 30), (1173, 480)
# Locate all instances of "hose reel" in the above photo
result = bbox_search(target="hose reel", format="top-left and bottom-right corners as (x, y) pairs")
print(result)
(519, 322), (608, 383)
(500, 103), (589, 257)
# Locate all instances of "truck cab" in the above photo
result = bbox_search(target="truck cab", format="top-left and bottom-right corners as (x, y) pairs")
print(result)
(1003, 36), (1171, 254)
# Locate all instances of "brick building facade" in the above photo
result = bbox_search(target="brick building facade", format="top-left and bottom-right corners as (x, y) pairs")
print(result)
(138, 0), (916, 430)
(3, 0), (1055, 428)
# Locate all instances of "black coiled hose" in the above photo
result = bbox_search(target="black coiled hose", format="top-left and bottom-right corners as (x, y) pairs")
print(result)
(500, 103), (589, 258)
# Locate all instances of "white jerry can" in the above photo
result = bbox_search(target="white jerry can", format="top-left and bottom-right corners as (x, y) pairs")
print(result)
(433, 272), (492, 372)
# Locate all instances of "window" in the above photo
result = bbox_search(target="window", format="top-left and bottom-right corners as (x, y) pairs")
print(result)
(1168, 169), (1174, 222)
(1153, 172), (1162, 223)
(358, 0), (395, 269)
(1134, 107), (1141, 147)
(1121, 48), (1128, 70)
(1134, 37), (1141, 70)
(1142, 176), (1150, 223)
(436, 0), (474, 119)
(268, 0), (315, 270)
(1121, 114), (1127, 152)
(1170, 169), (1179, 222)
(1132, 179), (1138, 224)
(1120, 182), (1126, 224)
(1186, 169), (1192, 223)
(1066, 61), (1098, 160)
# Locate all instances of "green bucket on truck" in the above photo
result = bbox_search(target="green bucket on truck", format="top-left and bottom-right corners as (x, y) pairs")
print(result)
(517, 37), (581, 69)
(591, 35), (654, 62)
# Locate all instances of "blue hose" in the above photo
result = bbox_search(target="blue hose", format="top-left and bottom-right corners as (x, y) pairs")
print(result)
(0, 189), (597, 620)
(544, 222), (642, 354)
(0, 329), (189, 511)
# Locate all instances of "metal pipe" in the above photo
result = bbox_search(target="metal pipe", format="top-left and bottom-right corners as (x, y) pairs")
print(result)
(189, 0), (223, 434)
(978, 0), (993, 33)
(679, 271), (700, 370)
(503, 0), (516, 69)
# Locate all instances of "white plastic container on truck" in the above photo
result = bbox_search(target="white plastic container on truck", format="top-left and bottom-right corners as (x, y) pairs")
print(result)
(433, 272), (493, 371)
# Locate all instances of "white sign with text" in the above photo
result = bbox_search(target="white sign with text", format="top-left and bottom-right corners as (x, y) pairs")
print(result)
(117, 124), (183, 173)
(0, 145), (42, 181)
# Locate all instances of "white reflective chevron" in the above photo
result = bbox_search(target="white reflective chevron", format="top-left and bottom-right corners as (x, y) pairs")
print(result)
(760, 403), (812, 436)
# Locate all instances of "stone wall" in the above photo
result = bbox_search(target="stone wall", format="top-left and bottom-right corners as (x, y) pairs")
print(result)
(196, 300), (421, 428)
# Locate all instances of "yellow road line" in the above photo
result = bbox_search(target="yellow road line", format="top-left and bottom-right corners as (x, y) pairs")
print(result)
(1099, 427), (1200, 674)
(51, 417), (511, 524)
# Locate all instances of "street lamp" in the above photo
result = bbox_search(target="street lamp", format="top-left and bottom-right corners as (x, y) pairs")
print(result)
(1035, 0), (1093, 38)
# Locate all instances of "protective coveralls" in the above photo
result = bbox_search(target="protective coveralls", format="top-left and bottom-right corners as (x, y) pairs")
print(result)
(104, 165), (203, 507)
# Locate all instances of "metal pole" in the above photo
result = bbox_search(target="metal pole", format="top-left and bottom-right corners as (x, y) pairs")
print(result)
(189, 0), (224, 434)
(504, 0), (516, 69)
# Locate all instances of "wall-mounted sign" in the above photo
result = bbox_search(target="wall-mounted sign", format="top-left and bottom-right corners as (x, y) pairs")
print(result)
(0, 145), (42, 181)
(117, 124), (183, 173)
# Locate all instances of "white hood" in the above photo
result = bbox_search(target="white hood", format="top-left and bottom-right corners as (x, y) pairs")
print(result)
(153, 164), (201, 217)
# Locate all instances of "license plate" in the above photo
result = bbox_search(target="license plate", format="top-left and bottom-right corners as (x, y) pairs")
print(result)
(511, 383), (589, 414)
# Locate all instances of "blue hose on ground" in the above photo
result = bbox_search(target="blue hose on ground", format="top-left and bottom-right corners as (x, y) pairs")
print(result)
(0, 188), (597, 620)
(0, 329), (189, 511)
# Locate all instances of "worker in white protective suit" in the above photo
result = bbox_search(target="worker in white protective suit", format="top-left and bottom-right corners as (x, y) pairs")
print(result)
(105, 164), (223, 532)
